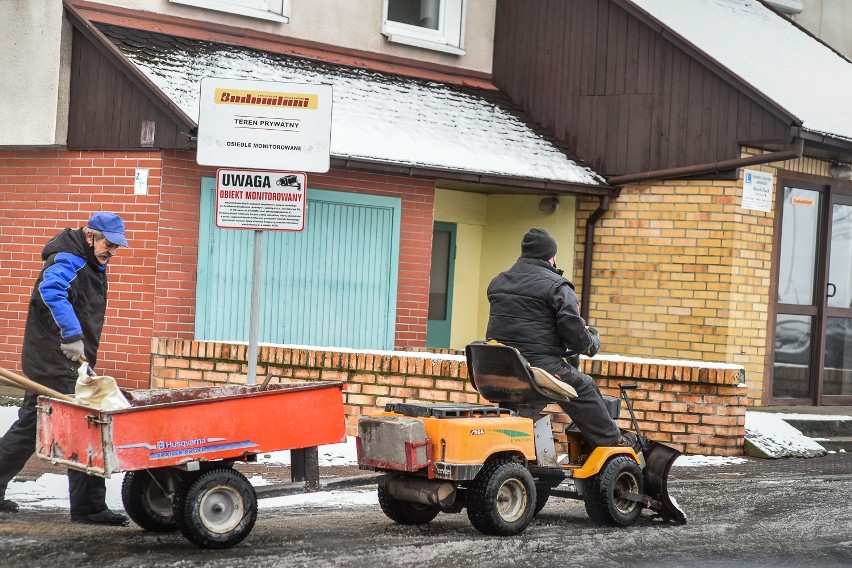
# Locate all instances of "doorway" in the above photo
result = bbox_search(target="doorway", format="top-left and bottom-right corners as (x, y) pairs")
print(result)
(426, 222), (456, 348)
(771, 181), (852, 405)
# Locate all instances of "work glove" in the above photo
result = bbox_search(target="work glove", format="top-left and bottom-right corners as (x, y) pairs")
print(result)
(586, 327), (600, 357)
(60, 339), (85, 362)
(567, 353), (581, 369)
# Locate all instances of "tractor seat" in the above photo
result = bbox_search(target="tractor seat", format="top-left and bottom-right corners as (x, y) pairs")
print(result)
(464, 340), (578, 405)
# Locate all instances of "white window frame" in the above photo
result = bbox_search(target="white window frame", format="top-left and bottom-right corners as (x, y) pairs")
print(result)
(169, 0), (290, 23)
(381, 0), (466, 56)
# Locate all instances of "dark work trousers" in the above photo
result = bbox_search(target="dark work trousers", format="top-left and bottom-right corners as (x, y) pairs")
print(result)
(551, 363), (622, 448)
(0, 375), (107, 515)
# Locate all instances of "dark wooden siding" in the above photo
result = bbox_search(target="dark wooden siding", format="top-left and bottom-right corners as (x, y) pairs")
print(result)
(493, 0), (792, 177)
(67, 28), (193, 151)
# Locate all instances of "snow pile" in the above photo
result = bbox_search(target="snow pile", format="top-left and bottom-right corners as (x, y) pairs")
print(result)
(744, 411), (827, 459)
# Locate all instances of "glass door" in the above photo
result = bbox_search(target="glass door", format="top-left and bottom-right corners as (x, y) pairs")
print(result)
(426, 222), (456, 349)
(772, 184), (852, 404)
(822, 195), (852, 401)
(772, 186), (822, 401)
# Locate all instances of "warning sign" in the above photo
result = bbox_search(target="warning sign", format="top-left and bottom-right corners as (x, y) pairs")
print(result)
(215, 169), (307, 231)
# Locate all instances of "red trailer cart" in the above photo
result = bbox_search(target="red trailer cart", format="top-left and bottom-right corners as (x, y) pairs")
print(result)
(36, 381), (348, 549)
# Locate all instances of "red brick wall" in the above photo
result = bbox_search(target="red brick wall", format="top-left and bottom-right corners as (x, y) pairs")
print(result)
(1, 149), (435, 387)
(0, 149), (161, 389)
(155, 152), (215, 337)
(151, 338), (747, 456)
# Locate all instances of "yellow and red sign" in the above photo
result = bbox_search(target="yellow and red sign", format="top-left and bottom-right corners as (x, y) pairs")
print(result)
(198, 78), (332, 173)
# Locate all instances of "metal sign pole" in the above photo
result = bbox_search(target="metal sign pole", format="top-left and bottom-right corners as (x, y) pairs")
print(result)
(247, 229), (263, 385)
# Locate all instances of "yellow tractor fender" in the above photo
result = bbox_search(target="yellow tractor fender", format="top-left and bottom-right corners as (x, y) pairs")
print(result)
(572, 447), (640, 479)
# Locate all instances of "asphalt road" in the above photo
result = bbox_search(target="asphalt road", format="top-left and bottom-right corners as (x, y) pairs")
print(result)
(1, 453), (850, 568)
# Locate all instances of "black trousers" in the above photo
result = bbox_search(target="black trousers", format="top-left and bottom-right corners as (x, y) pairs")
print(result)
(551, 363), (622, 448)
(0, 376), (107, 515)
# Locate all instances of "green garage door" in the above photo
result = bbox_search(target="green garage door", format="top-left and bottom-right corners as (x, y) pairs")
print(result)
(196, 178), (401, 349)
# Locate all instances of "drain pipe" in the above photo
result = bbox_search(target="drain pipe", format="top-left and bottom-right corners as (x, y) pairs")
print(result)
(580, 195), (610, 322)
(607, 139), (804, 185)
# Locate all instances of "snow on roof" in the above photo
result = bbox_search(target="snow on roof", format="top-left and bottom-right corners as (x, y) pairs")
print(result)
(99, 25), (604, 186)
(629, 0), (852, 143)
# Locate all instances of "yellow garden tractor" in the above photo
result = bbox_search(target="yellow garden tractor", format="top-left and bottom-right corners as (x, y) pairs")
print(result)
(357, 340), (686, 535)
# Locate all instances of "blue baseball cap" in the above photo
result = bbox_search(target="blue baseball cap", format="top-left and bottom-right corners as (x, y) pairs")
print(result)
(88, 212), (129, 248)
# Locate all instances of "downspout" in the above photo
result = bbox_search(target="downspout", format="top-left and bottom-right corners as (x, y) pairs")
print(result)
(580, 195), (610, 321)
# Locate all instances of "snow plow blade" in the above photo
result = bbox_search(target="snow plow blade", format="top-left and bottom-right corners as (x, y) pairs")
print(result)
(643, 440), (687, 524)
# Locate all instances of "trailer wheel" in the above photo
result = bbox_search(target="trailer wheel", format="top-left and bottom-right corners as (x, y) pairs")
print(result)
(466, 459), (536, 536)
(173, 468), (257, 549)
(121, 470), (179, 532)
(584, 456), (644, 526)
(377, 480), (440, 525)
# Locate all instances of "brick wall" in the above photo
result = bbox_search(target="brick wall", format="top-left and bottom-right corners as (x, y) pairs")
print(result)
(0, 149), (436, 387)
(151, 338), (747, 456)
(574, 152), (833, 406)
(0, 149), (162, 389)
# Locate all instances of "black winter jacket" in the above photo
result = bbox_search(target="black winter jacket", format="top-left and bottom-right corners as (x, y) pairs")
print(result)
(486, 257), (594, 374)
(22, 228), (107, 381)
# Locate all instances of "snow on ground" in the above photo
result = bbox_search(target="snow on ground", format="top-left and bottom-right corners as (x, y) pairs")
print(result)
(0, 404), (839, 510)
(744, 411), (830, 458)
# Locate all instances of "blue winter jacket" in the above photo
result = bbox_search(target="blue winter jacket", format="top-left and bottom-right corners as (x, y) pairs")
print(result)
(21, 228), (107, 381)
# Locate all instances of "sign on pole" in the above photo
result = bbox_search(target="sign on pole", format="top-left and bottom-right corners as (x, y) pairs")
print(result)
(197, 78), (333, 173)
(197, 78), (332, 385)
(216, 169), (307, 232)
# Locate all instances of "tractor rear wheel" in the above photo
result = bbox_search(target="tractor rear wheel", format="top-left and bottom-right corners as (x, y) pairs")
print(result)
(584, 456), (644, 526)
(377, 479), (441, 525)
(467, 459), (536, 536)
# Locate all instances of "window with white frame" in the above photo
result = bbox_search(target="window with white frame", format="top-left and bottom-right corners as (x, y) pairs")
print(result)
(169, 0), (290, 23)
(382, 0), (466, 55)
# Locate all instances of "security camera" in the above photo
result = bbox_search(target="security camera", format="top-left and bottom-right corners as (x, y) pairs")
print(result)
(538, 197), (560, 214)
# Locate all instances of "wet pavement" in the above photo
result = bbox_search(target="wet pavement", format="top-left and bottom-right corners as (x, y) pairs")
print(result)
(1, 452), (850, 568)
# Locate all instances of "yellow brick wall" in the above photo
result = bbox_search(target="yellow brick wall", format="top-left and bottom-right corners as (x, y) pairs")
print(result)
(575, 150), (832, 405)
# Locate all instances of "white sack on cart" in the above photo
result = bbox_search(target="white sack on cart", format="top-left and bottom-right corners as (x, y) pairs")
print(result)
(75, 362), (131, 411)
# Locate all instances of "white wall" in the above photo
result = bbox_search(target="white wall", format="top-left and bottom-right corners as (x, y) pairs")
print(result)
(83, 0), (496, 74)
(794, 0), (852, 60)
(0, 0), (70, 147)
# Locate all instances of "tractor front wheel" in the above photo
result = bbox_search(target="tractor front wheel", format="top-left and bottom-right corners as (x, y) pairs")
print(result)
(584, 456), (644, 526)
(534, 483), (552, 516)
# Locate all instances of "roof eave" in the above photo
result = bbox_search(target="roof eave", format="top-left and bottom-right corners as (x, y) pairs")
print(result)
(64, 0), (197, 132)
(330, 156), (616, 196)
(612, 0), (801, 127)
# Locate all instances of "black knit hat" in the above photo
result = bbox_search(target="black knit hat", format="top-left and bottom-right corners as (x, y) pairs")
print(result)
(520, 227), (557, 260)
